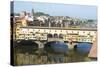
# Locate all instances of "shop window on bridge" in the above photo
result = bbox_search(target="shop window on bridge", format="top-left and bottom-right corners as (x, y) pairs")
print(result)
(47, 34), (53, 38)
(59, 34), (63, 39)
(88, 32), (90, 35)
(54, 33), (58, 38)
(41, 34), (43, 36)
(33, 34), (35, 36)
(16, 28), (20, 30)
(30, 32), (33, 34)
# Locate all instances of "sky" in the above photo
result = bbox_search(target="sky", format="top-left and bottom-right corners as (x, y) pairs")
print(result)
(13, 1), (97, 19)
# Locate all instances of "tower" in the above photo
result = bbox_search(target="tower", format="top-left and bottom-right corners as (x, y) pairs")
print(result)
(32, 8), (34, 21)
(20, 11), (26, 19)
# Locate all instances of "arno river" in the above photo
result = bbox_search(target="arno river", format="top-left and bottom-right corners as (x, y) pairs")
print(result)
(13, 41), (97, 66)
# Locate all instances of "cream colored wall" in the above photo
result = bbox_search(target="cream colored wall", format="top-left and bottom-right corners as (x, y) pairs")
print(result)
(16, 27), (96, 43)
(18, 28), (96, 36)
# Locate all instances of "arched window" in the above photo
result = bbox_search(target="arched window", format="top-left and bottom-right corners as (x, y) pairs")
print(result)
(47, 34), (53, 38)
(59, 34), (63, 39)
(54, 33), (58, 38)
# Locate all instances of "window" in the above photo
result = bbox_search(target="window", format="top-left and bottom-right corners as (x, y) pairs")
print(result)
(33, 34), (35, 36)
(54, 33), (58, 38)
(59, 34), (63, 38)
(47, 34), (53, 38)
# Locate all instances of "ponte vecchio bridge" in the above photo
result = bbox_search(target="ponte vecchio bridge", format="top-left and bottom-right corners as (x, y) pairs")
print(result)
(15, 26), (97, 48)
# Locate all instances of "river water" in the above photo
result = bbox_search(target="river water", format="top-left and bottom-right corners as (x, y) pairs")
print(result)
(14, 41), (96, 66)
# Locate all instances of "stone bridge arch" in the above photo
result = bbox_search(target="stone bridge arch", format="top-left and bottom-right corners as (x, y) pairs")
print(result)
(15, 40), (39, 54)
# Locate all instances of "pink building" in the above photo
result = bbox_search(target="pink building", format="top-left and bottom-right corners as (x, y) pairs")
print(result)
(88, 38), (97, 58)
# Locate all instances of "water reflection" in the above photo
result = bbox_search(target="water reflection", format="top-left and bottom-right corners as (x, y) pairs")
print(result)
(76, 42), (92, 54)
(44, 41), (68, 53)
(14, 41), (95, 65)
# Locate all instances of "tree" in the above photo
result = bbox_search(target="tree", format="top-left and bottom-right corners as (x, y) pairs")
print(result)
(34, 12), (49, 16)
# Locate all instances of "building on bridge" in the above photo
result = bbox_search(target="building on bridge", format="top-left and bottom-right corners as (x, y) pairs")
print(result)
(15, 26), (97, 43)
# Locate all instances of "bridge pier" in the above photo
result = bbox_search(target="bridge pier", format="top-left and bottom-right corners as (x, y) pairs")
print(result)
(38, 42), (44, 48)
(34, 41), (46, 49)
(67, 41), (77, 50)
